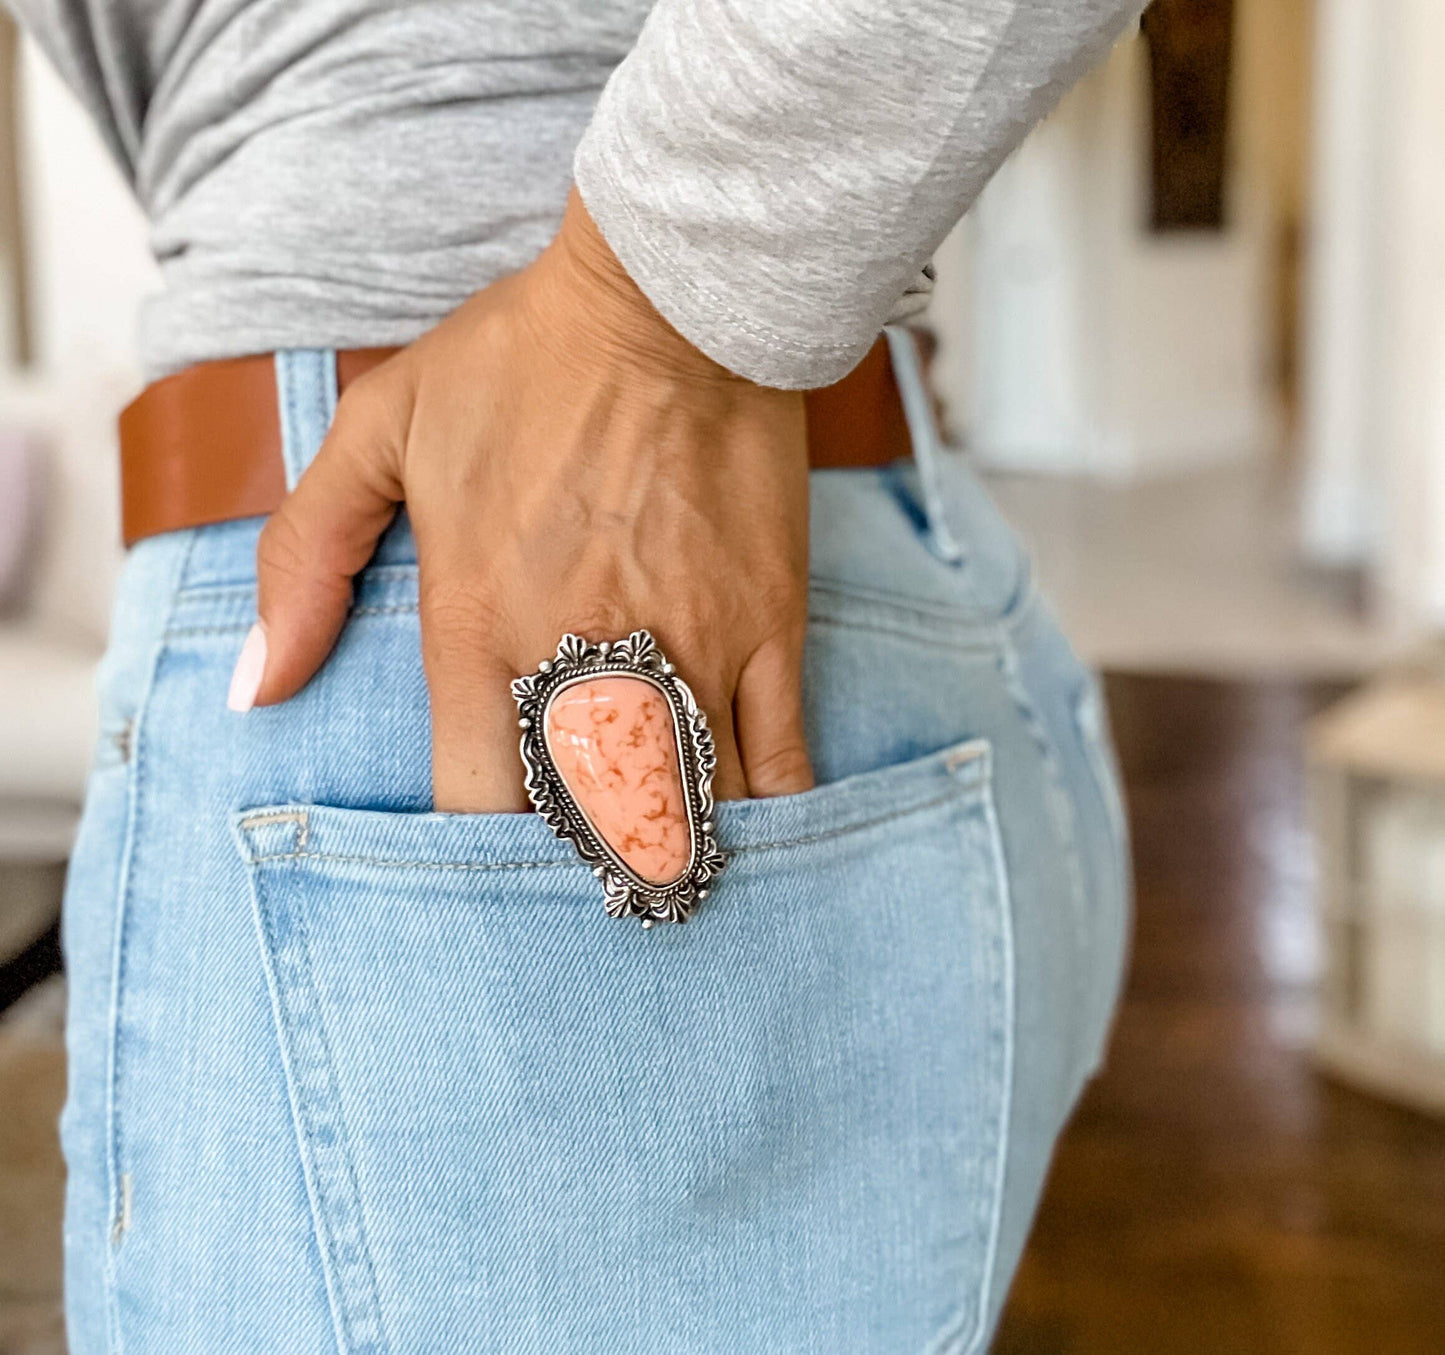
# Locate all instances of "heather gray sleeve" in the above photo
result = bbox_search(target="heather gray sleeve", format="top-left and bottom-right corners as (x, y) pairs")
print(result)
(574, 0), (1145, 388)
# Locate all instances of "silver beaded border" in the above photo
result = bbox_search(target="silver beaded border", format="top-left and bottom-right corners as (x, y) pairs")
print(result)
(511, 630), (726, 924)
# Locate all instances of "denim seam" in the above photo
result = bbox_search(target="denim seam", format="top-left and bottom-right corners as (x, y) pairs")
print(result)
(101, 528), (198, 1355)
(810, 578), (987, 620)
(995, 627), (1090, 1075)
(920, 778), (1016, 1355)
(250, 849), (579, 872)
(249, 865), (392, 1354)
(1073, 680), (1130, 884)
(1071, 679), (1133, 1083)
(919, 765), (1015, 1355)
(808, 615), (1001, 655)
(164, 583), (1040, 640)
(163, 624), (261, 639)
(884, 324), (967, 565)
(807, 573), (1036, 632)
(729, 782), (980, 853)
(165, 610), (1009, 649)
(165, 565), (419, 604)
(240, 776), (984, 870)
(164, 606), (425, 641)
(279, 352), (302, 489)
(168, 565), (417, 602)
(239, 809), (313, 851)
(280, 351), (334, 489)
(323, 350), (339, 428)
(963, 777), (1017, 1355)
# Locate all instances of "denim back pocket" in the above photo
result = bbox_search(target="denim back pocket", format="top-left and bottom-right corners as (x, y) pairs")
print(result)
(233, 739), (1012, 1355)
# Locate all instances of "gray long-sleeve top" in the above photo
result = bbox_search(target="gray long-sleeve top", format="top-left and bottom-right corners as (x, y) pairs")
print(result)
(9, 0), (1143, 385)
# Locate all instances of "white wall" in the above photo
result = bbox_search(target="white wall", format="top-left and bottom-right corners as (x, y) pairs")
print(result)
(1298, 0), (1384, 569)
(6, 38), (157, 644)
(18, 40), (155, 381)
(1372, 0), (1445, 634)
(1300, 0), (1445, 638)
(936, 31), (1278, 481)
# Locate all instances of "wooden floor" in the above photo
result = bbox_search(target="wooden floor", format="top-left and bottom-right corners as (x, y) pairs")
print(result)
(995, 675), (1445, 1355)
(3, 676), (1444, 1353)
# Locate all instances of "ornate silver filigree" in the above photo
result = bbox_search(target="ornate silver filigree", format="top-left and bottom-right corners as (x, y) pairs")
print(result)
(511, 630), (726, 924)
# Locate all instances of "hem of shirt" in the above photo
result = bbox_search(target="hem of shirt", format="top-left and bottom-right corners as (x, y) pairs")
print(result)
(572, 136), (875, 391)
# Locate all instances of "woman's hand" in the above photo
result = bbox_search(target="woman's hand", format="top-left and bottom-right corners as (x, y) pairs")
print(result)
(231, 190), (814, 812)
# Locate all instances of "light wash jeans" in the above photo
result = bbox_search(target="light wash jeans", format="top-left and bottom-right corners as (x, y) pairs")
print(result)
(60, 347), (1129, 1354)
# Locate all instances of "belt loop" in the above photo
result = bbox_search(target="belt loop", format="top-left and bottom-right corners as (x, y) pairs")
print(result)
(884, 323), (966, 565)
(275, 350), (340, 491)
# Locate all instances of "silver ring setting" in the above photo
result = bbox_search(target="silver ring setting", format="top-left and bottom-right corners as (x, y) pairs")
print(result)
(511, 630), (726, 924)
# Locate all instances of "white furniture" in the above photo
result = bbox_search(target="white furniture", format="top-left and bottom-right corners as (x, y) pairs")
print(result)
(1310, 674), (1445, 1116)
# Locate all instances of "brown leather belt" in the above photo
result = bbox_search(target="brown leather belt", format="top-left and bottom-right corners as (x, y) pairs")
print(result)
(117, 336), (911, 547)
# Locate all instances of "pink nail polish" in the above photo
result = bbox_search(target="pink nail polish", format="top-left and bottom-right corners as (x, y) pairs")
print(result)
(227, 623), (267, 713)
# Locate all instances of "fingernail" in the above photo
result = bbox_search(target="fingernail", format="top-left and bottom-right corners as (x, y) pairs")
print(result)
(227, 623), (267, 713)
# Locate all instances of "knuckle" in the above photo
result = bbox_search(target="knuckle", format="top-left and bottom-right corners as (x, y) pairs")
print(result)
(327, 394), (378, 457)
(753, 572), (807, 628)
(256, 510), (314, 584)
(422, 578), (502, 642)
(747, 740), (812, 790)
(419, 579), (519, 681)
(422, 622), (493, 680)
(256, 510), (353, 615)
(661, 616), (711, 663)
(334, 367), (395, 428)
(556, 599), (633, 644)
(328, 370), (409, 474)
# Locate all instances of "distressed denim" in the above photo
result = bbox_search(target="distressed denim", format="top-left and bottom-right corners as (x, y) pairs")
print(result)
(60, 348), (1129, 1354)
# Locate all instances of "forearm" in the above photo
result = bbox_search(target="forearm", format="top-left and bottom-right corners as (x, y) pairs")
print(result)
(575, 0), (1146, 389)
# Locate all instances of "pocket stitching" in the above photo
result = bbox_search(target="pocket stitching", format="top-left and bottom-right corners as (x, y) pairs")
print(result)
(248, 863), (393, 1354)
(242, 787), (969, 869)
(243, 755), (1016, 1350)
(921, 771), (1016, 1355)
(249, 848), (580, 873)
(730, 782), (976, 854)
(235, 751), (989, 871)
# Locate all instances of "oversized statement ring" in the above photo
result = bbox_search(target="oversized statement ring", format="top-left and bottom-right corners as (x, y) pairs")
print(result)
(512, 631), (727, 925)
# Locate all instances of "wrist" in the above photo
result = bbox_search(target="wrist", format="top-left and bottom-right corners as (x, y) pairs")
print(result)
(536, 189), (743, 388)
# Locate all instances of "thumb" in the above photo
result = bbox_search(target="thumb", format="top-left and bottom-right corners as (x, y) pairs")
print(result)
(229, 373), (408, 711)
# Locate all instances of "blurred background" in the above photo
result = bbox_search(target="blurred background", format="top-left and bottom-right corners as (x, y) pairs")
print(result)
(2, 1), (1445, 1350)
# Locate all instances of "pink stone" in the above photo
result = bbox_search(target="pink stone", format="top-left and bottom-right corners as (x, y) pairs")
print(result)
(543, 676), (692, 886)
